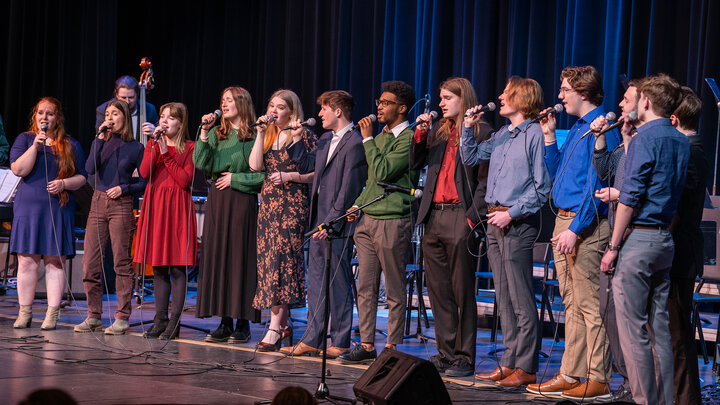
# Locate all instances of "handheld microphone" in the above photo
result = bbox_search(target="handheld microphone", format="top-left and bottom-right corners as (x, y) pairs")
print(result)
(350, 114), (377, 131)
(532, 104), (564, 122)
(464, 102), (497, 117)
(597, 111), (638, 136)
(377, 181), (423, 198)
(281, 117), (317, 131)
(41, 123), (49, 132)
(409, 111), (438, 129)
(153, 126), (167, 140)
(578, 112), (619, 140)
(249, 115), (276, 128)
(201, 109), (222, 126)
(96, 122), (114, 136)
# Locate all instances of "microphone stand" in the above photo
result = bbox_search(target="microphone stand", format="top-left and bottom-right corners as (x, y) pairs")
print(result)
(705, 78), (720, 196)
(306, 193), (391, 404)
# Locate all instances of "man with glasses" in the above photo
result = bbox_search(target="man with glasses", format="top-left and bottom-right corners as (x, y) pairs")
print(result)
(339, 81), (418, 364)
(527, 66), (620, 400)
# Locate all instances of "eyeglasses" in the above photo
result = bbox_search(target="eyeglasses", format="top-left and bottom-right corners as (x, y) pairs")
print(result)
(559, 87), (575, 95)
(375, 99), (397, 107)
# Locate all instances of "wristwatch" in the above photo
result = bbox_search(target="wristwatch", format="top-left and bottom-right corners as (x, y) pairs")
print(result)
(607, 243), (621, 251)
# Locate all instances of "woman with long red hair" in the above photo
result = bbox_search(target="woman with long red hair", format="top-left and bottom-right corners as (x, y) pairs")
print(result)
(10, 97), (87, 330)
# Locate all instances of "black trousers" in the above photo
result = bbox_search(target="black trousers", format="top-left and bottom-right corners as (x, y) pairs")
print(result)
(422, 207), (477, 364)
(668, 277), (701, 405)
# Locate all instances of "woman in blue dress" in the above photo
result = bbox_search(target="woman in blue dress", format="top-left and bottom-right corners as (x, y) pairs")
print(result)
(10, 97), (87, 330)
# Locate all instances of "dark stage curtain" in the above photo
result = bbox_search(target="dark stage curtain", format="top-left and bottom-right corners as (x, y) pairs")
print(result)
(1, 0), (719, 187)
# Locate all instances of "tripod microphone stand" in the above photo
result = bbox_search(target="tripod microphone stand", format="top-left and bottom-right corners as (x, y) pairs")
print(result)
(305, 193), (392, 404)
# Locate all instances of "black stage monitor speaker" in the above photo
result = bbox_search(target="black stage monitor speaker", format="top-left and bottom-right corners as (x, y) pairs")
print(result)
(353, 348), (451, 405)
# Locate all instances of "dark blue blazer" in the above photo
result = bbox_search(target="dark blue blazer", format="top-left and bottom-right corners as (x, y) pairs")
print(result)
(291, 128), (368, 236)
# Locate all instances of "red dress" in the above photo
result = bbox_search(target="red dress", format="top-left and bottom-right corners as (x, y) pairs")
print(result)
(134, 140), (197, 266)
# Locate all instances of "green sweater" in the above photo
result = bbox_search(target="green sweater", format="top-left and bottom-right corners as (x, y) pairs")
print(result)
(193, 127), (265, 194)
(354, 126), (419, 219)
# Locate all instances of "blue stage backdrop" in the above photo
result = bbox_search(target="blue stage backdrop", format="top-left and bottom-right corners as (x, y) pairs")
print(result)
(1, 0), (718, 188)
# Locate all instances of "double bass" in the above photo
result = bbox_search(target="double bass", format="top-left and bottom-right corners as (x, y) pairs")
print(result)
(138, 57), (155, 146)
(133, 57), (155, 302)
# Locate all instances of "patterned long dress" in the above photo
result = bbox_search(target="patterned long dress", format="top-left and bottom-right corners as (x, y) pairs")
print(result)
(253, 129), (316, 309)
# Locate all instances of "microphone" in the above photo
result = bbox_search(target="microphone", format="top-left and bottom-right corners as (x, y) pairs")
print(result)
(578, 112), (619, 140)
(377, 181), (423, 198)
(249, 115), (276, 128)
(96, 122), (114, 136)
(153, 126), (167, 140)
(201, 109), (222, 126)
(409, 111), (438, 129)
(350, 114), (377, 131)
(464, 102), (497, 117)
(40, 123), (49, 132)
(281, 117), (317, 131)
(597, 111), (638, 136)
(532, 104), (564, 122)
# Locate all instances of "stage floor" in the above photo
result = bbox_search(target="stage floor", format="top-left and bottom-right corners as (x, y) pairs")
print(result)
(0, 292), (718, 404)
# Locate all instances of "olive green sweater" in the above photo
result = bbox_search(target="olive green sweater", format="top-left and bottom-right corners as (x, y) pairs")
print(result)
(193, 127), (264, 194)
(354, 125), (418, 219)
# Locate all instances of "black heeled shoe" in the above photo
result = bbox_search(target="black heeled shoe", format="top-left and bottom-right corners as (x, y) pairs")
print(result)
(143, 314), (169, 339)
(159, 314), (180, 340)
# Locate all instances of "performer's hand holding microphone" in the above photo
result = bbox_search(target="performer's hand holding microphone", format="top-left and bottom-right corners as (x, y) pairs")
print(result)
(463, 102), (495, 128)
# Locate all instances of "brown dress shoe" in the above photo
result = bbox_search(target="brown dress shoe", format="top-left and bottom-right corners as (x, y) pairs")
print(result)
(526, 374), (581, 396)
(496, 368), (536, 387)
(561, 379), (611, 401)
(475, 366), (515, 381)
(323, 346), (349, 358)
(279, 342), (321, 356)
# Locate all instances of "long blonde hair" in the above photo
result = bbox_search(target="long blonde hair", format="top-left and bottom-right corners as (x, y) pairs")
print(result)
(159, 102), (190, 154)
(263, 89), (304, 152)
(217, 86), (255, 141)
(435, 78), (480, 144)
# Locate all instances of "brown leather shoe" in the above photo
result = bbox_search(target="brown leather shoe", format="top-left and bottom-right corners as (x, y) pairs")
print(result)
(526, 374), (582, 396)
(475, 366), (515, 381)
(323, 346), (349, 358)
(561, 379), (611, 401)
(496, 368), (536, 387)
(279, 342), (321, 356)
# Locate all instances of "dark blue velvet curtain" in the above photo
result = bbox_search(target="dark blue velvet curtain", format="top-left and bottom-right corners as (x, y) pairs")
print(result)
(1, 0), (719, 187)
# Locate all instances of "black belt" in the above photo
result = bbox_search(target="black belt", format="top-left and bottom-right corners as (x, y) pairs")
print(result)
(630, 224), (669, 230)
(431, 202), (463, 210)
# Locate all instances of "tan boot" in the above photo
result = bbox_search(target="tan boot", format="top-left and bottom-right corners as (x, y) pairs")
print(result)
(40, 306), (60, 330)
(13, 305), (33, 329)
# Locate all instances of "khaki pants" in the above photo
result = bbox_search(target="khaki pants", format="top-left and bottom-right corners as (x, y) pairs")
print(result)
(553, 216), (611, 383)
(354, 216), (411, 345)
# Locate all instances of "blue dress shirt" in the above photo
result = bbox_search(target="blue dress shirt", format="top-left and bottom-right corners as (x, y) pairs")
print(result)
(544, 106), (621, 234)
(460, 119), (550, 219)
(619, 118), (690, 226)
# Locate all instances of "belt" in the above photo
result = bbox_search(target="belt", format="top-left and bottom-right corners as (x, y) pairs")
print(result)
(431, 202), (463, 210)
(488, 206), (509, 213)
(630, 224), (669, 230)
(558, 209), (576, 218)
